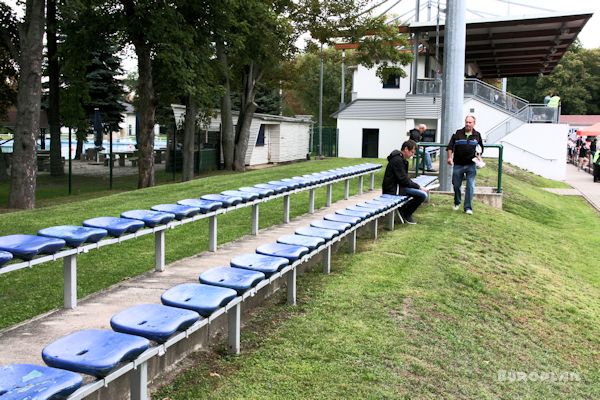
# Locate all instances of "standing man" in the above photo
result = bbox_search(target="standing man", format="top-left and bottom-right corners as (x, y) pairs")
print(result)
(407, 123), (436, 172)
(447, 115), (484, 215)
(382, 140), (429, 224)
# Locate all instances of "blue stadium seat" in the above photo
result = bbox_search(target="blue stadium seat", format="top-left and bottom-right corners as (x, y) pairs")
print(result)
(324, 213), (361, 225)
(201, 194), (243, 207)
(161, 283), (237, 317)
(121, 210), (175, 228)
(83, 216), (145, 237)
(230, 253), (289, 277)
(295, 226), (338, 240)
(0, 234), (66, 261)
(276, 234), (325, 250)
(199, 266), (265, 295)
(110, 304), (200, 343)
(256, 243), (309, 262)
(268, 180), (298, 190)
(335, 209), (370, 219)
(151, 204), (200, 220)
(221, 190), (260, 202)
(239, 186), (274, 198)
(253, 183), (288, 194)
(42, 329), (150, 378)
(37, 225), (108, 248)
(177, 198), (223, 213)
(345, 206), (376, 217)
(310, 219), (351, 232)
(0, 363), (82, 400)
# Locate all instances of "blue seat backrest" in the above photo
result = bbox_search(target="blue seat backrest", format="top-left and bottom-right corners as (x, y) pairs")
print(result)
(0, 234), (66, 261)
(37, 225), (108, 248)
(161, 283), (237, 317)
(110, 304), (200, 343)
(0, 363), (83, 400)
(42, 329), (150, 378)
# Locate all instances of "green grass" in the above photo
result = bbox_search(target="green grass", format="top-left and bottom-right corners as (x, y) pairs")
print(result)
(153, 161), (600, 399)
(0, 158), (378, 329)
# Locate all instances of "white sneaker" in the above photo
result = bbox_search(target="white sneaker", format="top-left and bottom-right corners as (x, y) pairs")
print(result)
(452, 204), (460, 211)
(465, 209), (473, 215)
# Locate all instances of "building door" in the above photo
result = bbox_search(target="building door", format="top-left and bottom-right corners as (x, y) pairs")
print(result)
(362, 129), (379, 158)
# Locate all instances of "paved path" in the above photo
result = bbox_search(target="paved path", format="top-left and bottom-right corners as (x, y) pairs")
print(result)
(0, 189), (384, 366)
(563, 163), (600, 213)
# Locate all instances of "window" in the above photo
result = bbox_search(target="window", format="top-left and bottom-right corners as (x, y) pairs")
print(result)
(256, 124), (266, 146)
(128, 124), (133, 136)
(382, 74), (400, 89)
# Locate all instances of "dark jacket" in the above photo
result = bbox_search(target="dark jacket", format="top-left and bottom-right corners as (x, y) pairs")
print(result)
(382, 150), (420, 195)
(408, 129), (421, 142)
(447, 127), (484, 165)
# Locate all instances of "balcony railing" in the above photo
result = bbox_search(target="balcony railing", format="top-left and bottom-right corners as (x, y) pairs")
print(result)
(414, 78), (529, 114)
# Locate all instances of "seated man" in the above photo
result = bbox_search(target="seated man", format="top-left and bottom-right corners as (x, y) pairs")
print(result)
(407, 124), (436, 172)
(382, 140), (429, 224)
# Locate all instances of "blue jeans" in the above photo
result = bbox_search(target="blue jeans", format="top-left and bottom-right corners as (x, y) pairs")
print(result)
(402, 187), (428, 217)
(452, 163), (477, 211)
(418, 148), (433, 170)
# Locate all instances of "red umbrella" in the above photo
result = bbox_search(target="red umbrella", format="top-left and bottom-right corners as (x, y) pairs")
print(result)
(576, 122), (600, 136)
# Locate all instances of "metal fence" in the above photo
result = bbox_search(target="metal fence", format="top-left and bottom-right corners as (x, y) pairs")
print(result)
(310, 127), (338, 157)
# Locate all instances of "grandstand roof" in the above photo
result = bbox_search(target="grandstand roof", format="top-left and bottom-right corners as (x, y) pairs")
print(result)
(408, 10), (593, 78)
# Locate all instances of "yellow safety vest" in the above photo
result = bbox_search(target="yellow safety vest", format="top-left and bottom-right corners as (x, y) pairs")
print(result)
(547, 96), (560, 108)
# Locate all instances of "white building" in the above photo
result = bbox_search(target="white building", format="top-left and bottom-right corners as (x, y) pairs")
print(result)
(172, 105), (312, 166)
(333, 11), (592, 181)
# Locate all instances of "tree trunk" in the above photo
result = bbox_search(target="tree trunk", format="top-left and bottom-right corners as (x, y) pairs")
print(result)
(47, 0), (63, 176)
(135, 42), (155, 188)
(233, 62), (260, 171)
(182, 96), (197, 181)
(216, 39), (234, 170)
(8, 0), (45, 209)
(75, 136), (83, 160)
(123, 0), (155, 188)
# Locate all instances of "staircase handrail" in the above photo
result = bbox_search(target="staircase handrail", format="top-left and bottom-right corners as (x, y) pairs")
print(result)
(485, 106), (530, 144)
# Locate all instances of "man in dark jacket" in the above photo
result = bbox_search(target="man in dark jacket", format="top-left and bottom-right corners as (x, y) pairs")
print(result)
(447, 115), (484, 215)
(382, 140), (429, 224)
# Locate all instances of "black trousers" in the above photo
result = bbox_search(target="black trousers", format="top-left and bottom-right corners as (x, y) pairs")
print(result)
(594, 163), (600, 182)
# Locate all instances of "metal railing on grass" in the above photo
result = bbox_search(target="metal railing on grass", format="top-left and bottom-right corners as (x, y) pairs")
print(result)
(415, 142), (504, 193)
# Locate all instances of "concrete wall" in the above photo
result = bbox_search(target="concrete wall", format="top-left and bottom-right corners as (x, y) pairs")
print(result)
(498, 123), (568, 181)
(462, 98), (513, 137)
(337, 119), (408, 158)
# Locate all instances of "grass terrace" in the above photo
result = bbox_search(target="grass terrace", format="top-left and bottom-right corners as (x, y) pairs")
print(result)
(153, 161), (600, 399)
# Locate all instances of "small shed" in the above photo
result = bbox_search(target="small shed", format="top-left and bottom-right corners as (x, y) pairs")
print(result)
(172, 104), (312, 167)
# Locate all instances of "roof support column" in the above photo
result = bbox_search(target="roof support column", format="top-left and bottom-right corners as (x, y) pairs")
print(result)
(439, 0), (466, 191)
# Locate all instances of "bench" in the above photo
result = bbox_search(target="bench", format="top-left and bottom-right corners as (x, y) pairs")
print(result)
(0, 163), (382, 312)
(8, 183), (443, 400)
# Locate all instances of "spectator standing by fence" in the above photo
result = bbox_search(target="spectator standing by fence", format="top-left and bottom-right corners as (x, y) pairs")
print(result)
(382, 140), (429, 224)
(447, 115), (484, 215)
(407, 124), (436, 172)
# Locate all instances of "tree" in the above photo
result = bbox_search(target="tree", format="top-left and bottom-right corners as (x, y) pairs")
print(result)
(0, 3), (19, 119)
(285, 48), (352, 126)
(46, 0), (63, 176)
(214, 0), (297, 171)
(8, 0), (45, 209)
(152, 0), (220, 181)
(294, 0), (412, 156)
(507, 42), (600, 115)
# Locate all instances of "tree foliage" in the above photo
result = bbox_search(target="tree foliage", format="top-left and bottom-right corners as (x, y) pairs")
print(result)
(507, 42), (600, 115)
(0, 3), (19, 119)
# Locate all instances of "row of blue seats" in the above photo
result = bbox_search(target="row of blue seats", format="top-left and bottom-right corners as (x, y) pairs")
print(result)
(0, 190), (408, 400)
(0, 163), (380, 266)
